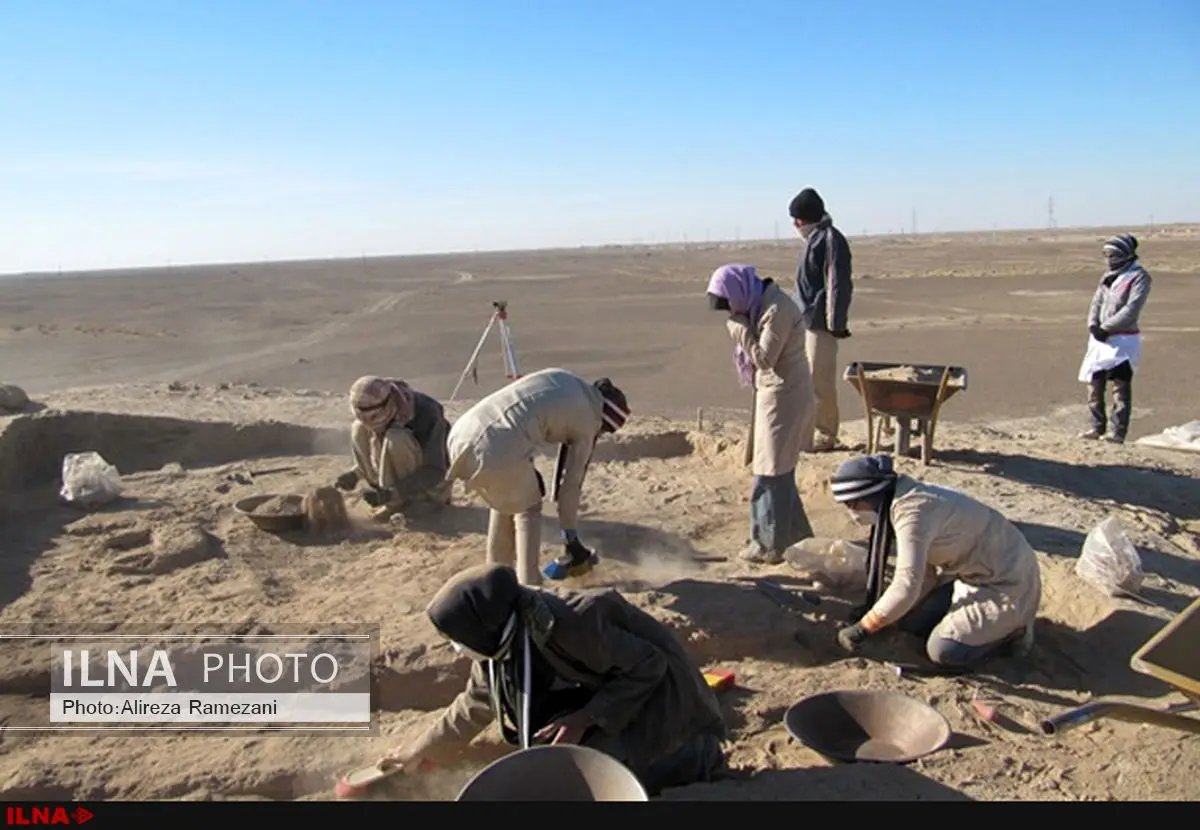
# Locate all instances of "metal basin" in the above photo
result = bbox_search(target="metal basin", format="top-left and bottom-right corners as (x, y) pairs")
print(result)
(233, 493), (305, 533)
(456, 745), (649, 801)
(784, 690), (951, 763)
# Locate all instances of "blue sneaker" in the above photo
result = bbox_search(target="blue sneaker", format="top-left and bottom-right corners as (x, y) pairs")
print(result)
(543, 553), (599, 581)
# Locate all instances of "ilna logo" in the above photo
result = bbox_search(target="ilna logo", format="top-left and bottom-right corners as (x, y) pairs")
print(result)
(5, 806), (93, 824)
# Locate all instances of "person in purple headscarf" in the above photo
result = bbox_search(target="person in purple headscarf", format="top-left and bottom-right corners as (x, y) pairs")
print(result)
(707, 264), (818, 563)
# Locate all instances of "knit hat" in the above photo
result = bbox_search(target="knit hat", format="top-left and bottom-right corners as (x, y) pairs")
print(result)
(789, 188), (826, 223)
(594, 378), (630, 433)
(830, 454), (898, 503)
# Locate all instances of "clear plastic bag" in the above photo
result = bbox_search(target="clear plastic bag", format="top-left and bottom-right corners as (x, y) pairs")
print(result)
(1077, 516), (1144, 596)
(60, 451), (123, 507)
(784, 537), (869, 592)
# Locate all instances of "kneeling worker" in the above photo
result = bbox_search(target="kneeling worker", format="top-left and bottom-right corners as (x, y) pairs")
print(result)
(446, 368), (630, 585)
(376, 564), (728, 796)
(336, 376), (452, 518)
(831, 454), (1042, 669)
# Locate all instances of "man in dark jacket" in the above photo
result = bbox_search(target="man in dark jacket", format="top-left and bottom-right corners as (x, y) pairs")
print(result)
(790, 188), (853, 451)
(375, 564), (728, 797)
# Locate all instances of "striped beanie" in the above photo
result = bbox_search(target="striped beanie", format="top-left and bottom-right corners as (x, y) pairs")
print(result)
(1102, 234), (1138, 269)
(830, 454), (898, 503)
(594, 378), (630, 433)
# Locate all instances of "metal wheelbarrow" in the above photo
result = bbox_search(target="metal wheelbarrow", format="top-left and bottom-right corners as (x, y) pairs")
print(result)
(843, 362), (968, 465)
(1040, 595), (1200, 736)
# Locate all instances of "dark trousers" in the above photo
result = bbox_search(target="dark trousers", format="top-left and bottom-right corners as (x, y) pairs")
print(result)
(1088, 360), (1133, 439)
(750, 472), (814, 554)
(582, 728), (729, 797)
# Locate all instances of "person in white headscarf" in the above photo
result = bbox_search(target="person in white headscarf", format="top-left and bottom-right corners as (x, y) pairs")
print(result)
(336, 376), (451, 519)
(1077, 233), (1152, 444)
(445, 368), (631, 585)
(829, 454), (1042, 670)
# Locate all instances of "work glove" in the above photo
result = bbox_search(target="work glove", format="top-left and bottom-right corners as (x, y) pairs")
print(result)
(836, 622), (870, 653)
(829, 329), (852, 339)
(362, 487), (393, 508)
(335, 470), (360, 491)
(1089, 324), (1109, 342)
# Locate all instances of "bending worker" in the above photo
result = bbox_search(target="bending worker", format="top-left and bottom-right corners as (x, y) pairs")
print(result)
(446, 368), (630, 584)
(336, 376), (452, 519)
(830, 454), (1042, 669)
(376, 564), (728, 797)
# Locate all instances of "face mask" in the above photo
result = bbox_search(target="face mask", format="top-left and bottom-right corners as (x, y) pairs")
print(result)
(848, 507), (876, 527)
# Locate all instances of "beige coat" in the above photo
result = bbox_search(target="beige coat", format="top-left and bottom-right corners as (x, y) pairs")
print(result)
(867, 476), (1043, 646)
(727, 281), (816, 476)
(395, 586), (725, 779)
(447, 368), (604, 522)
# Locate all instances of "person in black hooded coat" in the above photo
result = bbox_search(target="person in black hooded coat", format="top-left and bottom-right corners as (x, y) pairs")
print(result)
(375, 564), (728, 797)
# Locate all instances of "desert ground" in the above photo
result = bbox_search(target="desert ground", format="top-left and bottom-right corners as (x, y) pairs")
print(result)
(0, 224), (1198, 801)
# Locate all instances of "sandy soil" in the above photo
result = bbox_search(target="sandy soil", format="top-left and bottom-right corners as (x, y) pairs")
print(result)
(1, 226), (1198, 802)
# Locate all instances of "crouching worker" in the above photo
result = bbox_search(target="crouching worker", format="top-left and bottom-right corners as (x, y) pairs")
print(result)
(830, 454), (1042, 670)
(377, 564), (729, 797)
(336, 376), (452, 519)
(446, 368), (630, 585)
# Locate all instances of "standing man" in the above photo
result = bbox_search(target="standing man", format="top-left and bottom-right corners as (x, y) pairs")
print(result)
(446, 368), (631, 585)
(1077, 233), (1152, 444)
(789, 187), (853, 451)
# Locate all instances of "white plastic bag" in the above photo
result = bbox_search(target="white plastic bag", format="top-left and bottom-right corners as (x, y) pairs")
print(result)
(1077, 516), (1144, 596)
(784, 537), (869, 592)
(60, 451), (123, 508)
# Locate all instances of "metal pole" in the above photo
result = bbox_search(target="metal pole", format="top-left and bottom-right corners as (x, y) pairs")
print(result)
(449, 313), (498, 401)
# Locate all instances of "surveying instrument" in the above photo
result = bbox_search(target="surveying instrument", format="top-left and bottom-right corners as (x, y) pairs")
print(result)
(450, 300), (523, 402)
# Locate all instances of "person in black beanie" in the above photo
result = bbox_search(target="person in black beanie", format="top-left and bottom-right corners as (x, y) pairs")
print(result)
(789, 188), (853, 451)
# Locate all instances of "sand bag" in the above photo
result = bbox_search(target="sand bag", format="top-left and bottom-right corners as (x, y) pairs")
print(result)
(784, 537), (868, 592)
(60, 451), (123, 508)
(1077, 516), (1144, 596)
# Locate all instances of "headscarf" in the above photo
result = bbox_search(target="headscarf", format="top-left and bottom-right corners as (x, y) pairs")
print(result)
(1102, 234), (1138, 278)
(706, 264), (766, 387)
(594, 378), (631, 433)
(348, 376), (415, 433)
(426, 564), (534, 749)
(830, 454), (898, 504)
(831, 454), (900, 607)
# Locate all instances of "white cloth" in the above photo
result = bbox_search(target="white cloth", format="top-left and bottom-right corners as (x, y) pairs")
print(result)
(1077, 333), (1142, 383)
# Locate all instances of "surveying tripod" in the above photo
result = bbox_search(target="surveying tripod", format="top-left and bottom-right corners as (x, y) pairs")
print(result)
(449, 301), (523, 402)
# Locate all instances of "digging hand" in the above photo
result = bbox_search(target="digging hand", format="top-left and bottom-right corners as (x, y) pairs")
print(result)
(533, 710), (593, 746)
(335, 470), (360, 491)
(837, 621), (869, 653)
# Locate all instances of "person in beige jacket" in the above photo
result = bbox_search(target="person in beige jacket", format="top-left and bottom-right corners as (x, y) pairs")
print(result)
(706, 264), (816, 564)
(830, 454), (1042, 669)
(446, 368), (631, 586)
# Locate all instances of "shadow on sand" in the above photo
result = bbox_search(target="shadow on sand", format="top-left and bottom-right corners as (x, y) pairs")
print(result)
(660, 763), (972, 801)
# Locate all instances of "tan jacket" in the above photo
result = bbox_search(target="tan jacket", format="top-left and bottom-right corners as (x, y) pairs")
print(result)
(727, 281), (816, 475)
(869, 476), (1042, 628)
(447, 368), (604, 524)
(397, 587), (725, 778)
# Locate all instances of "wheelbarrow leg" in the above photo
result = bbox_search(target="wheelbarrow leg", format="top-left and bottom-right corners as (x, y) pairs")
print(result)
(897, 419), (912, 456)
(921, 368), (954, 466)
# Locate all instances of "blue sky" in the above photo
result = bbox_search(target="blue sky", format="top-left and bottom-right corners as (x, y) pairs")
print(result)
(1, 0), (1198, 273)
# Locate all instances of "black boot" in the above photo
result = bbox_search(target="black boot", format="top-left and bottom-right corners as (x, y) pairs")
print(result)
(1081, 376), (1107, 439)
(1108, 379), (1132, 443)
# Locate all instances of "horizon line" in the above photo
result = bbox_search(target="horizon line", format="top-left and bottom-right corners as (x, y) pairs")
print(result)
(3, 219), (1192, 280)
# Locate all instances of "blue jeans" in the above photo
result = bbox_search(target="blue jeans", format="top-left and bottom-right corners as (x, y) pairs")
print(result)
(750, 472), (814, 554)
